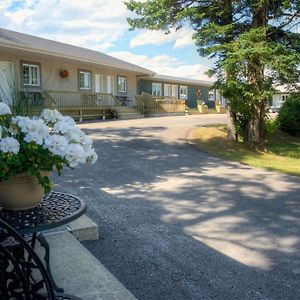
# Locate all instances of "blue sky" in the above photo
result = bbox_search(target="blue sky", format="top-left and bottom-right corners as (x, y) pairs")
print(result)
(0, 0), (214, 80)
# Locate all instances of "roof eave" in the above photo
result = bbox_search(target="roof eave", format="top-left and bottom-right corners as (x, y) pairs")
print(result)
(143, 75), (213, 87)
(0, 40), (153, 75)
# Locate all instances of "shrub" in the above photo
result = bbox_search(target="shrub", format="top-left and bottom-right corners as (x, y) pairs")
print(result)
(264, 118), (279, 137)
(277, 93), (300, 136)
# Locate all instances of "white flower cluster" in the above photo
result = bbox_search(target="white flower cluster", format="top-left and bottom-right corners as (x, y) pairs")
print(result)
(0, 103), (19, 154)
(41, 109), (64, 124)
(0, 102), (11, 115)
(12, 116), (49, 145)
(0, 136), (20, 154)
(41, 110), (98, 167)
(0, 105), (97, 168)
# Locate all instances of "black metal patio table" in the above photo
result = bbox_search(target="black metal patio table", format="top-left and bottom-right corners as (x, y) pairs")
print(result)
(0, 191), (86, 292)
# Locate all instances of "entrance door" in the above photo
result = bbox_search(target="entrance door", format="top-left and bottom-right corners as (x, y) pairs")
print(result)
(107, 75), (115, 95)
(171, 85), (178, 99)
(95, 74), (104, 93)
(0, 61), (14, 103)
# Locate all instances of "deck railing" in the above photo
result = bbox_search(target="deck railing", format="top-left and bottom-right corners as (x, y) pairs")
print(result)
(20, 90), (121, 120)
(19, 90), (185, 119)
(136, 93), (186, 115)
(43, 90), (121, 109)
(156, 99), (186, 113)
(134, 95), (145, 114)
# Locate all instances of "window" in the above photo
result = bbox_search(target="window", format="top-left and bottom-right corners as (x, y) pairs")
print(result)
(117, 76), (127, 93)
(278, 94), (288, 105)
(179, 85), (188, 99)
(209, 90), (215, 101)
(22, 63), (40, 87)
(152, 83), (162, 96)
(163, 84), (179, 98)
(79, 70), (92, 90)
(164, 84), (171, 97)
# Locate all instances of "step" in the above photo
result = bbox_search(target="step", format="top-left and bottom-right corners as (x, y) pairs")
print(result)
(117, 110), (138, 114)
(115, 107), (136, 111)
(117, 111), (143, 115)
(118, 114), (144, 119)
(117, 109), (144, 120)
(115, 105), (135, 108)
(118, 111), (142, 115)
(39, 231), (136, 300)
(146, 112), (185, 117)
(116, 108), (144, 119)
(188, 109), (201, 115)
(46, 214), (99, 241)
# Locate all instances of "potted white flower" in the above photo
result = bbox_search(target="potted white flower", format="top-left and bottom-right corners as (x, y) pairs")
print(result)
(0, 102), (97, 210)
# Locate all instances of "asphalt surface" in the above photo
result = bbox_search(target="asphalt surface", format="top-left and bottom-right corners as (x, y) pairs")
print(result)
(54, 114), (300, 300)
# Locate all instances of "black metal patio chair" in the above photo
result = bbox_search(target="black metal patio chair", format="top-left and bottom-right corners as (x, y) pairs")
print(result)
(0, 219), (82, 300)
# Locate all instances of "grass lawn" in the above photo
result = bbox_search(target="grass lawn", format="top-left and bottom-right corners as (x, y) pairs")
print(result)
(189, 126), (300, 176)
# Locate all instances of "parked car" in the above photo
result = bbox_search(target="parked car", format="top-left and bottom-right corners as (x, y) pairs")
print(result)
(268, 105), (281, 113)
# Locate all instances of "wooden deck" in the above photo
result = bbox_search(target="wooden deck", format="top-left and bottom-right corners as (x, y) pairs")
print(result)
(134, 93), (186, 115)
(23, 90), (121, 121)
(22, 90), (189, 121)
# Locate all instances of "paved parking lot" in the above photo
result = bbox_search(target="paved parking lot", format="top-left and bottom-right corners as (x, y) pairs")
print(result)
(54, 115), (300, 300)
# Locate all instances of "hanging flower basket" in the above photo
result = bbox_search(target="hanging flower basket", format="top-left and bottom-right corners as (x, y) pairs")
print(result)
(60, 70), (70, 79)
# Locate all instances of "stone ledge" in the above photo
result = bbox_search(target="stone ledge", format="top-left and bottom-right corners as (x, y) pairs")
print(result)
(46, 214), (99, 241)
(40, 231), (136, 300)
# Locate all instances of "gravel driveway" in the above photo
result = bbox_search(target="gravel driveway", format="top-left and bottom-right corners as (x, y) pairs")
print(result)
(54, 115), (300, 300)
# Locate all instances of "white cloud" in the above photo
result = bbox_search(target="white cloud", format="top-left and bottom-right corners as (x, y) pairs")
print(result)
(0, 0), (212, 80)
(130, 28), (194, 48)
(0, 0), (130, 51)
(109, 51), (213, 81)
(0, 0), (12, 10)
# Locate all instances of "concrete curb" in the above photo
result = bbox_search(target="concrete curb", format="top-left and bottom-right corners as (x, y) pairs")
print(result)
(46, 214), (99, 241)
(40, 231), (136, 300)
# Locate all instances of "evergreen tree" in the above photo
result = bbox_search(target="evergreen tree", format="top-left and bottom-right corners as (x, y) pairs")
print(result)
(125, 0), (300, 150)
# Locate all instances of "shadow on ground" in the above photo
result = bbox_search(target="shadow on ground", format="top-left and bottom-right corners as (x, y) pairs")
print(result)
(54, 125), (300, 300)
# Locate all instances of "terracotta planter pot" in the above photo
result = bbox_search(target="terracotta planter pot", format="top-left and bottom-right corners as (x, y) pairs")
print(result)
(0, 172), (50, 211)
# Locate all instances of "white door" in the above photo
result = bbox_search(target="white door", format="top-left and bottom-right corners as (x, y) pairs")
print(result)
(164, 84), (171, 97)
(0, 61), (14, 103)
(107, 75), (115, 95)
(171, 85), (178, 99)
(95, 74), (104, 93)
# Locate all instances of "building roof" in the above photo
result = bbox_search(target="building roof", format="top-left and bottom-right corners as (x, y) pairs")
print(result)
(146, 74), (213, 87)
(0, 28), (154, 75)
(274, 83), (300, 93)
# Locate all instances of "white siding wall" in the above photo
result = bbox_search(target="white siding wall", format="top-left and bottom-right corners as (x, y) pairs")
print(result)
(272, 94), (289, 107)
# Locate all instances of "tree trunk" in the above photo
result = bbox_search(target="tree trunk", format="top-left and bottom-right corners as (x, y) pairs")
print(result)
(227, 108), (237, 141)
(244, 102), (266, 151)
(244, 1), (268, 151)
(222, 0), (237, 142)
